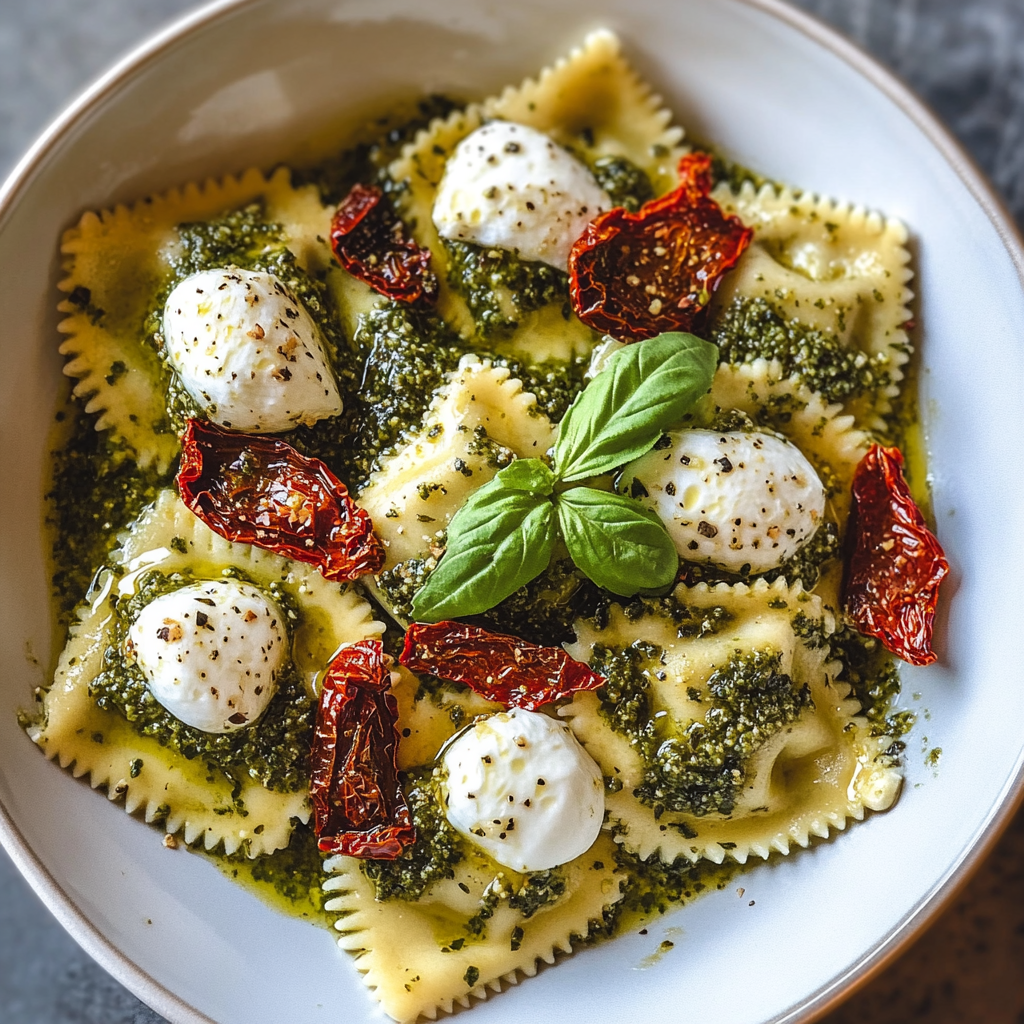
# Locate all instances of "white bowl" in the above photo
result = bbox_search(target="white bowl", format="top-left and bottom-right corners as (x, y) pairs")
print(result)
(2, 2), (1024, 1023)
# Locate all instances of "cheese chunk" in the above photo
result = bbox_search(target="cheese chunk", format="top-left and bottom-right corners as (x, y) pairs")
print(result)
(126, 579), (286, 733)
(619, 429), (826, 573)
(439, 709), (604, 872)
(163, 268), (342, 432)
(432, 122), (610, 271)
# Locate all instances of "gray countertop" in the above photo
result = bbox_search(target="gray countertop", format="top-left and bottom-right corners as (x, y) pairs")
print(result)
(2, 1), (1023, 1021)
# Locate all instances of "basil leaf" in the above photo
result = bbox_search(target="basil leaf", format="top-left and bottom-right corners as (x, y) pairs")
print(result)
(410, 478), (557, 622)
(556, 487), (678, 597)
(493, 458), (555, 495)
(553, 332), (718, 483)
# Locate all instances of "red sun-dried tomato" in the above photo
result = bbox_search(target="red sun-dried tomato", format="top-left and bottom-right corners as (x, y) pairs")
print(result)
(400, 621), (605, 710)
(569, 152), (753, 341)
(177, 419), (384, 581)
(330, 183), (438, 304)
(310, 641), (415, 858)
(842, 445), (949, 666)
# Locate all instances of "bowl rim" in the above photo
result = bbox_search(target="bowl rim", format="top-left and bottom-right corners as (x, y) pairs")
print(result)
(1, 1), (1023, 1023)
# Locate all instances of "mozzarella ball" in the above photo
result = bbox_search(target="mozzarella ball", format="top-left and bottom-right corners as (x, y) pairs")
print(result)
(439, 709), (604, 872)
(619, 429), (827, 574)
(164, 268), (343, 433)
(432, 121), (611, 271)
(126, 579), (286, 733)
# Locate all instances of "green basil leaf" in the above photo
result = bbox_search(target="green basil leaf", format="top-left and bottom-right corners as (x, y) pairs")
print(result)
(553, 332), (718, 483)
(556, 487), (678, 597)
(410, 478), (557, 622)
(493, 458), (556, 495)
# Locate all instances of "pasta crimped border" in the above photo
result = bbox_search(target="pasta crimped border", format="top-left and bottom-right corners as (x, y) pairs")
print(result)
(561, 577), (897, 865)
(30, 489), (382, 857)
(710, 180), (914, 430)
(322, 833), (624, 1024)
(388, 29), (686, 351)
(57, 166), (334, 472)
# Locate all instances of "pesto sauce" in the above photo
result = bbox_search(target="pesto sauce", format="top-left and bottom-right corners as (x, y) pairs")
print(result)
(209, 822), (330, 927)
(361, 767), (466, 901)
(676, 520), (841, 590)
(608, 846), (743, 925)
(829, 625), (913, 749)
(91, 568), (315, 792)
(591, 645), (811, 817)
(293, 95), (459, 206)
(45, 404), (171, 632)
(589, 155), (654, 212)
(443, 239), (569, 339)
(710, 295), (892, 406)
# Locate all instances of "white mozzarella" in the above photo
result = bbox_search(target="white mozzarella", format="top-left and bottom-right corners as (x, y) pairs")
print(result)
(619, 429), (826, 574)
(164, 268), (343, 433)
(432, 121), (611, 271)
(126, 579), (287, 734)
(439, 708), (604, 873)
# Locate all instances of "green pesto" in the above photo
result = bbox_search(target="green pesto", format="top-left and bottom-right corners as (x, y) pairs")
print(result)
(46, 405), (171, 631)
(90, 568), (314, 792)
(361, 767), (466, 901)
(377, 552), (443, 623)
(507, 870), (567, 918)
(212, 822), (329, 926)
(443, 240), (569, 339)
(344, 301), (467, 484)
(591, 644), (812, 817)
(294, 95), (459, 206)
(710, 296), (892, 406)
(676, 521), (840, 591)
(609, 846), (743, 923)
(829, 625), (913, 745)
(590, 155), (654, 213)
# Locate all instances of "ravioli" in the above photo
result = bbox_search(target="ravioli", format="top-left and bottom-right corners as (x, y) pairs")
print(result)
(562, 579), (899, 865)
(322, 665), (624, 1024)
(57, 167), (338, 471)
(709, 182), (913, 429)
(389, 29), (685, 361)
(31, 490), (382, 856)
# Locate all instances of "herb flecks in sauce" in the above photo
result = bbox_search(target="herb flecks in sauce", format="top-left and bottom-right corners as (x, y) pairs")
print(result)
(444, 240), (569, 338)
(46, 406), (170, 631)
(710, 295), (892, 406)
(592, 643), (812, 817)
(361, 768), (465, 901)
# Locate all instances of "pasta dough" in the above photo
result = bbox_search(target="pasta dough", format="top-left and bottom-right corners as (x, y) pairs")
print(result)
(31, 489), (382, 856)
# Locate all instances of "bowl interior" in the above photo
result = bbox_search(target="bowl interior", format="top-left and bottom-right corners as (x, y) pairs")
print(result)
(2, 1), (1024, 1022)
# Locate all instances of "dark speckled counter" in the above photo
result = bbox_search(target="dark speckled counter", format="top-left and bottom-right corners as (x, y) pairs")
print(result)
(2, 1), (1023, 1021)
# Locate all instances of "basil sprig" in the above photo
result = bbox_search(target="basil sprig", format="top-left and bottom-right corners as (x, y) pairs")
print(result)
(410, 332), (718, 622)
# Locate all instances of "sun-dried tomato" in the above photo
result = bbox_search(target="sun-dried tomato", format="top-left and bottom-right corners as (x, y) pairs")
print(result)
(400, 621), (605, 710)
(842, 445), (949, 666)
(177, 419), (384, 581)
(310, 640), (415, 858)
(330, 183), (438, 304)
(568, 152), (753, 341)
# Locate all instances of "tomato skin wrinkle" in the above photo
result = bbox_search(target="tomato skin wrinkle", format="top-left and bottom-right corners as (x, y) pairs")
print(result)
(400, 621), (605, 710)
(842, 445), (949, 666)
(568, 152), (752, 341)
(330, 183), (438, 304)
(177, 419), (384, 581)
(310, 640), (415, 859)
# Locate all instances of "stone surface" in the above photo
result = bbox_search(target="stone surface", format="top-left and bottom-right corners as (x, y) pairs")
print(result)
(2, 1), (1023, 1022)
